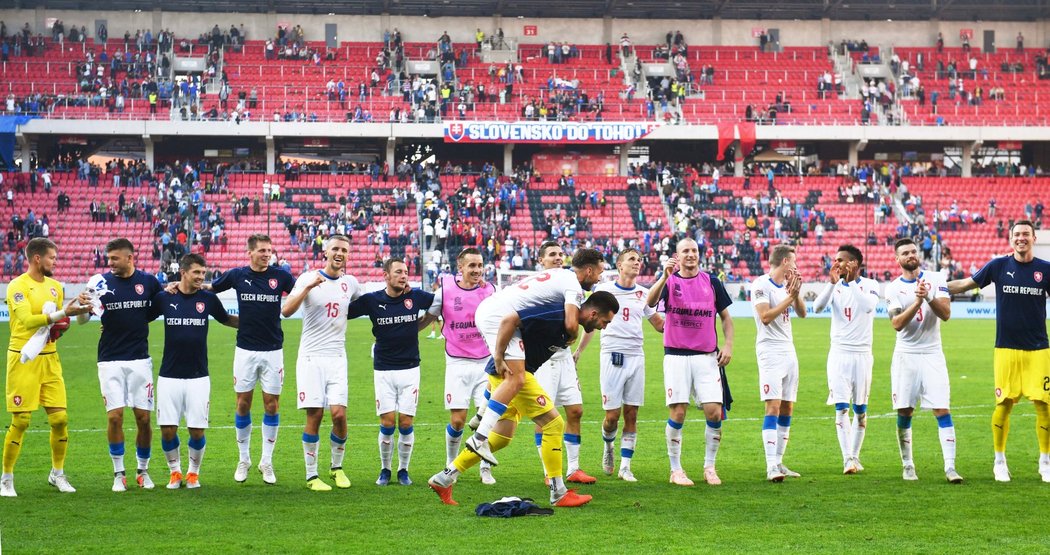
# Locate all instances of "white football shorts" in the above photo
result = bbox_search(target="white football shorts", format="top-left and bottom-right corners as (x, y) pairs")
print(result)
(890, 350), (951, 410)
(233, 347), (285, 395)
(98, 358), (154, 412)
(664, 353), (722, 406)
(374, 367), (421, 416)
(296, 354), (348, 409)
(157, 376), (210, 429)
(444, 355), (489, 410)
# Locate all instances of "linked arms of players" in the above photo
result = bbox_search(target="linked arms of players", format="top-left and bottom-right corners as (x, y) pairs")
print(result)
(946, 277), (977, 296)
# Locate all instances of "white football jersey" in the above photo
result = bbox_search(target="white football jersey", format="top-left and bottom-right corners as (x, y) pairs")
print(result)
(827, 277), (880, 353)
(885, 270), (950, 353)
(594, 280), (656, 352)
(750, 274), (795, 347)
(476, 268), (584, 334)
(294, 270), (362, 357)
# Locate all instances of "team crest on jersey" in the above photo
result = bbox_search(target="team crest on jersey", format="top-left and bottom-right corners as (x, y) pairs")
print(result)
(404, 298), (414, 310)
(135, 283), (145, 295)
(12, 395), (22, 407)
(1036, 272), (1044, 283)
(537, 395), (547, 407)
(635, 290), (644, 300)
(12, 292), (23, 303)
(50, 287), (58, 298)
(269, 278), (278, 289)
(341, 282), (348, 292)
(196, 302), (206, 313)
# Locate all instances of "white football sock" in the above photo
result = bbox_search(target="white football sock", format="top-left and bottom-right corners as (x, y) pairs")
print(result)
(549, 476), (567, 501)
(260, 415), (279, 465)
(445, 426), (462, 467)
(898, 426), (914, 465)
(762, 428), (778, 470)
(564, 434), (581, 475)
(665, 422), (683, 472)
(776, 425), (791, 466)
(378, 428), (394, 470)
(235, 419), (252, 463)
(111, 451), (125, 475)
(397, 428), (414, 471)
(704, 423), (722, 468)
(938, 426), (957, 471)
(164, 448), (180, 473)
(835, 409), (852, 462)
(187, 445), (205, 475)
(850, 413), (868, 460)
(620, 432), (637, 470)
(331, 433), (347, 470)
(303, 438), (319, 479)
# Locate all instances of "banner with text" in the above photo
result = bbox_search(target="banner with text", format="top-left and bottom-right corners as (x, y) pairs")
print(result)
(444, 121), (658, 144)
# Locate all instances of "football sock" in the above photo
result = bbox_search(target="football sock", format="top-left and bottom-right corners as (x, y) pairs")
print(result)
(834, 404), (852, 462)
(704, 420), (722, 468)
(564, 433), (581, 474)
(1034, 402), (1050, 455)
(302, 433), (319, 479)
(451, 431), (512, 474)
(330, 432), (347, 469)
(936, 413), (956, 471)
(187, 435), (206, 475)
(475, 399), (507, 440)
(776, 415), (792, 465)
(665, 419), (684, 472)
(535, 432), (545, 476)
(897, 415), (914, 465)
(110, 442), (126, 475)
(850, 404), (867, 460)
(994, 451), (1007, 465)
(539, 416), (566, 480)
(991, 402), (1012, 453)
(3, 412), (30, 474)
(235, 413), (252, 463)
(136, 445), (150, 471)
(162, 435), (181, 473)
(260, 413), (279, 465)
(445, 424), (463, 467)
(620, 432), (637, 469)
(549, 475), (567, 501)
(762, 415), (778, 470)
(602, 427), (617, 452)
(397, 426), (414, 471)
(378, 426), (395, 470)
(47, 410), (69, 471)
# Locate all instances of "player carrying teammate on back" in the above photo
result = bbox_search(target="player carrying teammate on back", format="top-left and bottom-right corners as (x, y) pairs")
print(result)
(575, 248), (664, 482)
(886, 238), (963, 483)
(533, 241), (598, 484)
(814, 244), (880, 475)
(750, 244), (806, 482)
(210, 234), (296, 485)
(647, 238), (734, 487)
(82, 238), (163, 491)
(948, 220), (1050, 482)
(417, 248), (497, 484)
(281, 235), (362, 491)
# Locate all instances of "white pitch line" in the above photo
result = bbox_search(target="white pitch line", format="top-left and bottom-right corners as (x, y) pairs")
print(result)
(24, 409), (1012, 435)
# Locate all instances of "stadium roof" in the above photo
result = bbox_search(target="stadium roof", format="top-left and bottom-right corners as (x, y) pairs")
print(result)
(9, 0), (1049, 21)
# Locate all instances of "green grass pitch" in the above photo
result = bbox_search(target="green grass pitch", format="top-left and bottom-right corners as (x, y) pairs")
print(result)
(0, 317), (1045, 552)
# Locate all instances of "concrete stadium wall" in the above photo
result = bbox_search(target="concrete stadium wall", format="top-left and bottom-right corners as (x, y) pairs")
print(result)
(1, 9), (1047, 49)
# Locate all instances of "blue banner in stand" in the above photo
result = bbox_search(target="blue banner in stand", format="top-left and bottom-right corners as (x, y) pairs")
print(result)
(443, 121), (658, 144)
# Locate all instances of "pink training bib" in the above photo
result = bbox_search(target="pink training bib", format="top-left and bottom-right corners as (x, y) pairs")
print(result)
(441, 274), (494, 359)
(663, 272), (718, 353)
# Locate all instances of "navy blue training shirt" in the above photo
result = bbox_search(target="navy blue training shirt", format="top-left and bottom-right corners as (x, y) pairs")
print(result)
(149, 289), (231, 379)
(92, 270), (162, 362)
(972, 255), (1050, 350)
(347, 288), (434, 371)
(211, 265), (295, 351)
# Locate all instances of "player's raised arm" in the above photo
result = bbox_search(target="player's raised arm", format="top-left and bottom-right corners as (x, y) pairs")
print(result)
(813, 261), (841, 313)
(646, 256), (676, 308)
(927, 279), (951, 322)
(282, 272), (323, 318)
(789, 272), (807, 318)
